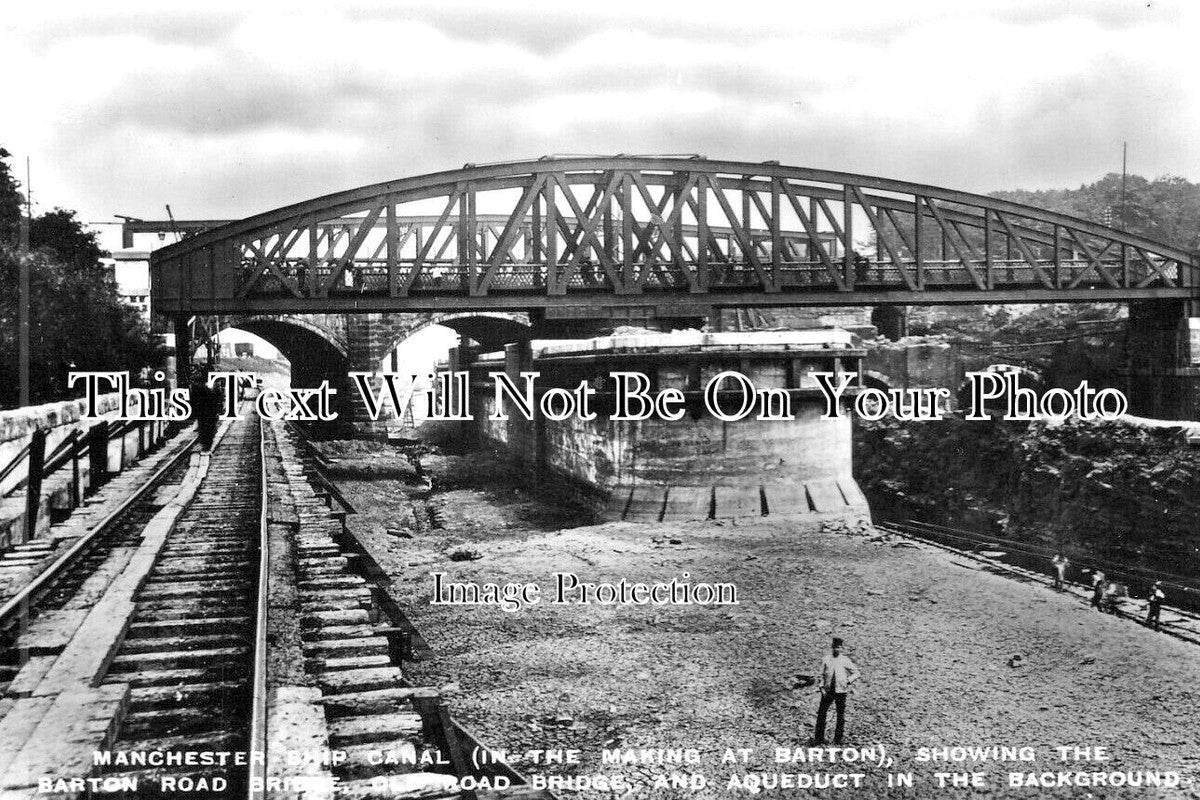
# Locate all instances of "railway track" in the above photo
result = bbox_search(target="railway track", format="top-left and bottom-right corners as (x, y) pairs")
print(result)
(0, 414), (263, 798)
(266, 420), (554, 799)
(96, 414), (264, 796)
(0, 432), (196, 693)
(876, 519), (1200, 646)
(0, 408), (554, 799)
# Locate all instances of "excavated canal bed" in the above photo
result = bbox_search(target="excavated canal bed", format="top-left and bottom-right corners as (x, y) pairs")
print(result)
(315, 437), (1200, 799)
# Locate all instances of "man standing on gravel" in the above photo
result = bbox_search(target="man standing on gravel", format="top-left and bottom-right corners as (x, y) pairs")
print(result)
(1145, 581), (1165, 631)
(1090, 570), (1106, 610)
(814, 637), (859, 745)
(1052, 553), (1069, 591)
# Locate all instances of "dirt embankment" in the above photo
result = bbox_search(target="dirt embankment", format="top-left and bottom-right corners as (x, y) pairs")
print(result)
(316, 438), (1200, 799)
(854, 418), (1200, 578)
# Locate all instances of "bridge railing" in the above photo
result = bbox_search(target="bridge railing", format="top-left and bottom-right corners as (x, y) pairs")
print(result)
(239, 256), (1178, 298)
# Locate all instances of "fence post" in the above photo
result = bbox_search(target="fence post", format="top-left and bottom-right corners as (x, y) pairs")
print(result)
(70, 430), (81, 509)
(88, 421), (110, 494)
(25, 429), (46, 542)
(117, 423), (127, 472)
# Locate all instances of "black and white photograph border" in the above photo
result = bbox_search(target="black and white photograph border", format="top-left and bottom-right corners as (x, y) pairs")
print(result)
(1, 1), (1199, 798)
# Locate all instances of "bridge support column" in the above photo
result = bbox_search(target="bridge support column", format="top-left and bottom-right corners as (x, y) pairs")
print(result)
(337, 314), (403, 435)
(1123, 300), (1200, 420)
(440, 345), (477, 450)
(290, 353), (354, 428)
(871, 306), (909, 341)
(502, 341), (536, 468)
(171, 315), (192, 388)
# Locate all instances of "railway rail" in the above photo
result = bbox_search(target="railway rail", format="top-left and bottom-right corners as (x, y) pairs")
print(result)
(876, 519), (1200, 646)
(0, 415), (258, 797)
(265, 419), (554, 799)
(97, 415), (264, 795)
(0, 409), (553, 799)
(0, 429), (198, 689)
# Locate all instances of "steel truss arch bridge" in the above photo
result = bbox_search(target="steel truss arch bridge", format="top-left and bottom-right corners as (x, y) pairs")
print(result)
(150, 156), (1199, 319)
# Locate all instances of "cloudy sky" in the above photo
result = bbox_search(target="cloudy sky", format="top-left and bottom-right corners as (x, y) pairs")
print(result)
(3, 0), (1197, 225)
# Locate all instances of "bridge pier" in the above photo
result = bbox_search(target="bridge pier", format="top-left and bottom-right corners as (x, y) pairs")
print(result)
(871, 306), (909, 341)
(337, 315), (397, 434)
(469, 330), (871, 522)
(501, 341), (536, 465)
(1123, 300), (1200, 420)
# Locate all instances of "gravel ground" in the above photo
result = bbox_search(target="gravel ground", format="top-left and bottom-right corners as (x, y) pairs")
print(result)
(321, 441), (1200, 799)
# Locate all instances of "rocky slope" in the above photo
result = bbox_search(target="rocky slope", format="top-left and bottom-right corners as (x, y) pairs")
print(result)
(854, 418), (1200, 578)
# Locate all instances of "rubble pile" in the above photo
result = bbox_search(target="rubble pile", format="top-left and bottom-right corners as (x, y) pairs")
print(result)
(818, 517), (873, 537)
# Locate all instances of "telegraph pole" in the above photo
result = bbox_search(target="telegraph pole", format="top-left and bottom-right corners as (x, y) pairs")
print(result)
(1119, 141), (1128, 231)
(18, 156), (31, 407)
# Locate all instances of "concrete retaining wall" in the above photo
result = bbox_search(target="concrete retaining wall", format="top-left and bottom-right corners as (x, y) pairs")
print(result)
(469, 331), (871, 523)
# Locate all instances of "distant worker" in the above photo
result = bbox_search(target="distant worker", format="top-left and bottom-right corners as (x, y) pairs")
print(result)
(1145, 581), (1165, 631)
(190, 369), (223, 452)
(813, 637), (860, 745)
(1052, 553), (1069, 591)
(852, 250), (871, 284)
(1090, 571), (1106, 610)
(1101, 580), (1122, 614)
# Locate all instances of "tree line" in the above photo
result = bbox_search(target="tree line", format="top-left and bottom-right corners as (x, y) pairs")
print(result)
(864, 172), (1200, 263)
(0, 147), (161, 409)
(990, 173), (1200, 252)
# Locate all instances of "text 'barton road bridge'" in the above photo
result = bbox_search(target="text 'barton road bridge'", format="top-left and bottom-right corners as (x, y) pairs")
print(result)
(150, 156), (1200, 321)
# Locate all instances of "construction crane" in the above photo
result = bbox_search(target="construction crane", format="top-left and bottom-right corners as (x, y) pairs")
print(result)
(165, 204), (181, 243)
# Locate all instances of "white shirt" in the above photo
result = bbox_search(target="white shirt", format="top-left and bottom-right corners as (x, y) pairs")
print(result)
(820, 653), (860, 694)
